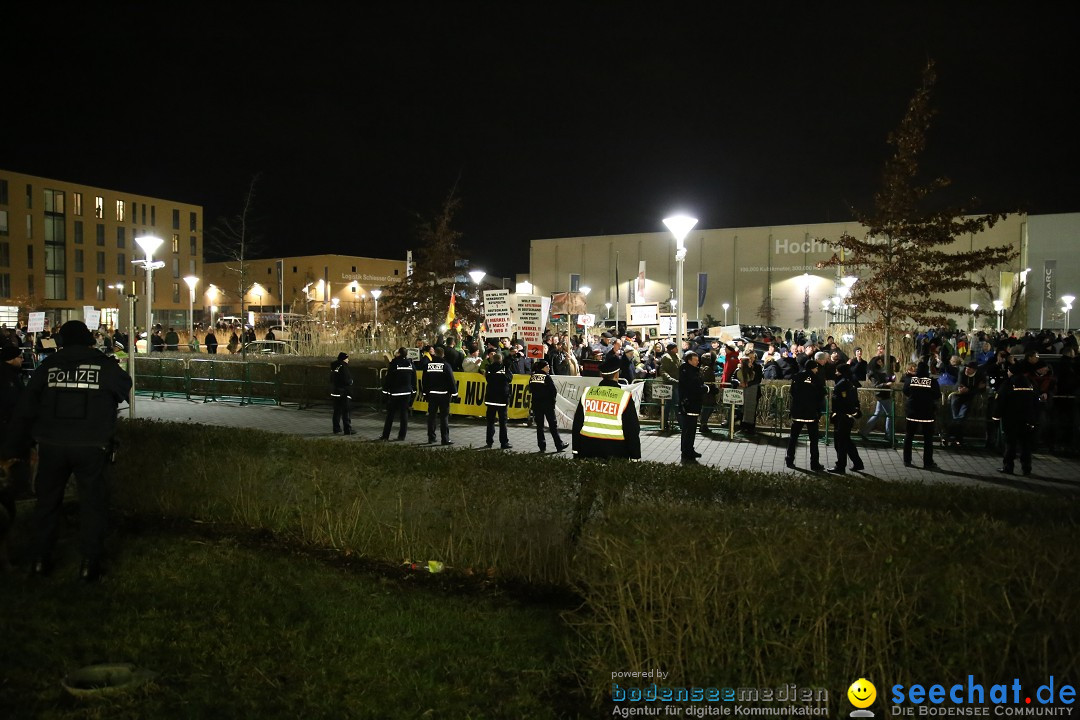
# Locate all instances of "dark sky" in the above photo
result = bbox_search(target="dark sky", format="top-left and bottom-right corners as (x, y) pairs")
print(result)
(4, 3), (1078, 278)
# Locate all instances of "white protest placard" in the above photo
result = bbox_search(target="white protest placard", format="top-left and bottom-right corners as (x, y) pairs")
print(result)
(629, 303), (659, 326)
(723, 388), (745, 406)
(28, 312), (46, 333)
(84, 307), (101, 328)
(483, 289), (512, 338)
(515, 294), (546, 359)
(579, 313), (595, 328)
(659, 314), (678, 336)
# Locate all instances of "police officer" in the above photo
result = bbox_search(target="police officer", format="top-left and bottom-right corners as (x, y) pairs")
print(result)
(330, 352), (353, 435)
(678, 351), (715, 464)
(423, 346), (457, 445)
(2, 320), (132, 581)
(827, 363), (864, 474)
(995, 364), (1039, 476)
(529, 359), (568, 453)
(381, 347), (416, 441)
(903, 361), (940, 469)
(572, 354), (641, 461)
(484, 353), (514, 449)
(785, 351), (828, 471)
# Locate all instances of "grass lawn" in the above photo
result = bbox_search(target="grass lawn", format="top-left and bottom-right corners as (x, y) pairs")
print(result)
(0, 517), (581, 720)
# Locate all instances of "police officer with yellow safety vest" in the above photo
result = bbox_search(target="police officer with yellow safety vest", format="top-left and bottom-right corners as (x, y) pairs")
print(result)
(2, 320), (132, 582)
(572, 354), (641, 461)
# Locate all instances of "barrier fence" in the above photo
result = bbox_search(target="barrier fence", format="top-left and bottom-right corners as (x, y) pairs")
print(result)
(128, 359), (1078, 452)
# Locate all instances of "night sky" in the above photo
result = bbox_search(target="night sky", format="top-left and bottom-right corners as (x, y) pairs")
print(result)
(4, 4), (1077, 278)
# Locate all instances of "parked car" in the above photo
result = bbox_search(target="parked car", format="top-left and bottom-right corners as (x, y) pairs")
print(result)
(238, 340), (298, 356)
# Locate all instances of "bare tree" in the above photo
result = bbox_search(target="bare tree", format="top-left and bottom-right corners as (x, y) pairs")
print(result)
(207, 175), (264, 358)
(818, 62), (1017, 365)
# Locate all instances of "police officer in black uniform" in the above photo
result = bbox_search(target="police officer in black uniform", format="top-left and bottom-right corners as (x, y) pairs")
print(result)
(785, 352), (828, 471)
(678, 351), (715, 464)
(422, 346), (457, 445)
(330, 352), (353, 435)
(903, 361), (940, 469)
(827, 363), (864, 474)
(484, 353), (514, 449)
(995, 364), (1039, 476)
(381, 347), (416, 441)
(2, 320), (132, 581)
(529, 359), (568, 453)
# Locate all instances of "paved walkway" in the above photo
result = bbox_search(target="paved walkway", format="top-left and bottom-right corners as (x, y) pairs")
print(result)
(126, 396), (1080, 494)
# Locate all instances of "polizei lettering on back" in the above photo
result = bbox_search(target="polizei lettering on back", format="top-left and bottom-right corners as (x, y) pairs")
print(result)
(910, 377), (932, 388)
(584, 398), (619, 415)
(47, 364), (102, 390)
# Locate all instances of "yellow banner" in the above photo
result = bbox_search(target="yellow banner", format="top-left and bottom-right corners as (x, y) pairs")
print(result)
(411, 371), (534, 419)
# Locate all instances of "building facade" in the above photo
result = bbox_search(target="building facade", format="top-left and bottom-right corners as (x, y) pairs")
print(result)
(201, 254), (406, 325)
(0, 169), (203, 330)
(525, 213), (1080, 333)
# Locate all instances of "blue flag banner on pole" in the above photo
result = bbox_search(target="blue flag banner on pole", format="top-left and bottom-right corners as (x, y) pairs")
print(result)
(698, 273), (708, 308)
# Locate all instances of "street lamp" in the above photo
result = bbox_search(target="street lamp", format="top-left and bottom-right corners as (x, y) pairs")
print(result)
(993, 299), (1004, 331)
(206, 285), (219, 327)
(722, 302), (730, 325)
(580, 285), (591, 297)
(605, 302), (612, 320)
(331, 297), (340, 323)
(134, 235), (164, 354)
(183, 275), (198, 339)
(970, 302), (979, 331)
(663, 214), (697, 348)
(370, 289), (382, 332)
(1062, 295), (1074, 331)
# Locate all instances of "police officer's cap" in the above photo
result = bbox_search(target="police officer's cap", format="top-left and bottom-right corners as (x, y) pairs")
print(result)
(58, 320), (95, 347)
(598, 355), (621, 375)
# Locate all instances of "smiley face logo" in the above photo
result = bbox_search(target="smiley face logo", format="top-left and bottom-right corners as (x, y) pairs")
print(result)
(848, 678), (876, 709)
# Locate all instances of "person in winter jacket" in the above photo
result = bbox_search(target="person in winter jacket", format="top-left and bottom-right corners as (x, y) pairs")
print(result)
(785, 352), (828, 471)
(994, 364), (1040, 476)
(678, 351), (716, 464)
(903, 361), (940, 469)
(484, 354), (514, 449)
(381, 347), (416, 441)
(422, 346), (457, 445)
(529, 359), (568, 452)
(330, 352), (353, 435)
(827, 363), (864, 474)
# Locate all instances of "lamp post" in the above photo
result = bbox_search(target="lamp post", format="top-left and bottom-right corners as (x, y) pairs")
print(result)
(183, 275), (198, 339)
(1063, 295), (1075, 331)
(663, 215), (697, 348)
(207, 285), (219, 327)
(970, 303), (979, 331)
(605, 302), (612, 320)
(134, 235), (164, 354)
(331, 297), (340, 323)
(371, 289), (382, 335)
(822, 298), (831, 327)
(469, 270), (486, 327)
(993, 299), (1004, 331)
(722, 302), (729, 325)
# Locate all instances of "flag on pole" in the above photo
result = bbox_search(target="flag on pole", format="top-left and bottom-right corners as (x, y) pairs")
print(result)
(445, 284), (456, 326)
(615, 251), (620, 302)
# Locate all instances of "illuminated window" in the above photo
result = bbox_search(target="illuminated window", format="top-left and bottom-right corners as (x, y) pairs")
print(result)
(171, 234), (179, 253)
(95, 196), (103, 218)
(0, 210), (7, 236)
(73, 192), (83, 216)
(26, 215), (32, 239)
(116, 200), (126, 222)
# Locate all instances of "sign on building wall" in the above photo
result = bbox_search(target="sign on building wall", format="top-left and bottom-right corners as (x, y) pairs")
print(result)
(1044, 260), (1056, 320)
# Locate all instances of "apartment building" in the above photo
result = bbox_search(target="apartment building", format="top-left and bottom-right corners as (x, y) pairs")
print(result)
(0, 169), (203, 330)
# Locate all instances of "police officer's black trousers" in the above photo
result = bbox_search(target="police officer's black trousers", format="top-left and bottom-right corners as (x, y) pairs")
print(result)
(680, 411), (699, 458)
(382, 395), (410, 440)
(832, 415), (863, 470)
(903, 421), (935, 466)
(486, 405), (509, 446)
(1002, 424), (1033, 473)
(786, 421), (820, 466)
(427, 395), (451, 442)
(332, 395), (351, 433)
(32, 443), (110, 563)
(534, 406), (564, 450)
